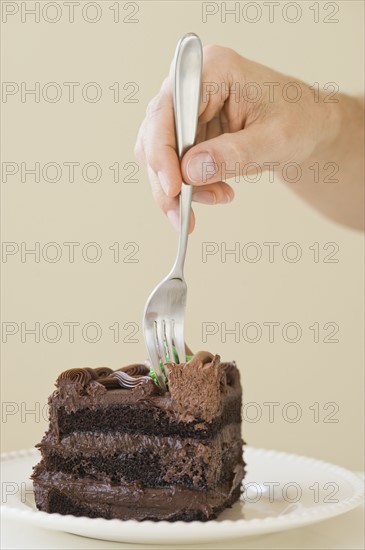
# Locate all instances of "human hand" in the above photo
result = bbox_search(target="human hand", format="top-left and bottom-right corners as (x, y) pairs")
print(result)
(135, 45), (338, 232)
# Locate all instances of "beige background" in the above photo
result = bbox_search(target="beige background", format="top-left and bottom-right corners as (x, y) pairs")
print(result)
(1, 0), (364, 471)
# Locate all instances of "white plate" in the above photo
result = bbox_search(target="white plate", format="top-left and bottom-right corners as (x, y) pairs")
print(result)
(1, 447), (363, 544)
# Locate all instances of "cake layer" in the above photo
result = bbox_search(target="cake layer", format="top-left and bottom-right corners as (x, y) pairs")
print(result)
(47, 354), (242, 440)
(54, 394), (241, 439)
(32, 464), (244, 521)
(35, 426), (244, 488)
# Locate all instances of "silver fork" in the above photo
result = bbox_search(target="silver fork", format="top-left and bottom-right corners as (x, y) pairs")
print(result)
(142, 33), (202, 391)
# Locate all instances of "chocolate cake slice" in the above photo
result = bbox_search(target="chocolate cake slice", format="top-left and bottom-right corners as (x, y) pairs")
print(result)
(32, 351), (245, 521)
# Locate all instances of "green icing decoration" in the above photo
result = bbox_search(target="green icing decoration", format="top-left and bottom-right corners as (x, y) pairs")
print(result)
(149, 367), (157, 385)
(173, 346), (179, 363)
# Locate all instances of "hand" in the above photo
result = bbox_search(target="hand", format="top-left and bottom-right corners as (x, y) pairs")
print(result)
(135, 45), (363, 231)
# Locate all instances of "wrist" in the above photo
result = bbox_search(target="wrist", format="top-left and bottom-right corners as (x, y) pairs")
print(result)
(314, 94), (343, 156)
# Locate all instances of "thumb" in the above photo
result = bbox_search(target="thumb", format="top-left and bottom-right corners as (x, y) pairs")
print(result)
(181, 124), (274, 185)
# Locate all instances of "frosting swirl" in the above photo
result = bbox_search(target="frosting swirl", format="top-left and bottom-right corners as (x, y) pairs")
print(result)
(56, 367), (98, 387)
(54, 350), (237, 393)
(96, 376), (120, 389)
(98, 371), (150, 390)
(112, 371), (151, 388)
(94, 367), (114, 378)
(116, 364), (150, 377)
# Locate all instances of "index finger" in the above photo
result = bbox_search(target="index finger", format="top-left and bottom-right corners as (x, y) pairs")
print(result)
(135, 78), (182, 197)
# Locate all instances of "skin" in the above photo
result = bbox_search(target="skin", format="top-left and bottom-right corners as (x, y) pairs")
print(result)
(135, 45), (364, 232)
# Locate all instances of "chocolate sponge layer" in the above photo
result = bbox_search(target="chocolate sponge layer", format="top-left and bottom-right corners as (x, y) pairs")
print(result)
(36, 429), (244, 489)
(56, 396), (241, 439)
(42, 485), (243, 522)
(33, 467), (244, 521)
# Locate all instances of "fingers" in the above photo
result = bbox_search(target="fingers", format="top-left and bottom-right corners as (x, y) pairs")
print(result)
(135, 44), (247, 226)
(181, 123), (277, 185)
(135, 46), (239, 199)
(148, 165), (233, 231)
(192, 181), (234, 205)
(205, 114), (223, 141)
(134, 80), (182, 198)
(148, 166), (195, 233)
(148, 165), (179, 215)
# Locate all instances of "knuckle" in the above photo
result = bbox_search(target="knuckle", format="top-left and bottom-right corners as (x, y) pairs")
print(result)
(274, 120), (294, 147)
(203, 44), (224, 57)
(133, 127), (145, 163)
(151, 187), (167, 212)
(160, 76), (171, 95)
(204, 44), (238, 62)
(203, 44), (221, 57)
(267, 119), (301, 164)
(144, 143), (160, 173)
(145, 93), (164, 118)
(214, 133), (240, 166)
(133, 141), (144, 163)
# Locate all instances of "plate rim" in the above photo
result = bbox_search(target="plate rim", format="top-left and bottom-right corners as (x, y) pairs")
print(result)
(1, 446), (364, 534)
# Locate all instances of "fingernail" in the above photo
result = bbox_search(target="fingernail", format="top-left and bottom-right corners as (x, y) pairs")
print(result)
(167, 210), (180, 231)
(192, 191), (217, 205)
(186, 153), (218, 183)
(223, 193), (232, 203)
(158, 171), (170, 195)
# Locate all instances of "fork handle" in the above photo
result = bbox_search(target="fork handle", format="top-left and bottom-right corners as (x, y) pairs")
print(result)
(171, 33), (202, 279)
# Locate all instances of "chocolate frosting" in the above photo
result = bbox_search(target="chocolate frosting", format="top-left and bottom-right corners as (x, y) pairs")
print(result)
(111, 371), (151, 389)
(49, 352), (241, 425)
(33, 463), (244, 521)
(56, 367), (98, 387)
(55, 352), (236, 389)
(117, 364), (150, 377)
(168, 354), (228, 422)
(37, 423), (243, 487)
(94, 367), (114, 378)
(55, 364), (150, 391)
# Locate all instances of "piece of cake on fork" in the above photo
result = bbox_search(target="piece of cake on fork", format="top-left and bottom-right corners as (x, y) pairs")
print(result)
(32, 351), (245, 521)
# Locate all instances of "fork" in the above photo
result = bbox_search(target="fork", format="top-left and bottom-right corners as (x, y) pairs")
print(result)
(142, 33), (203, 391)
